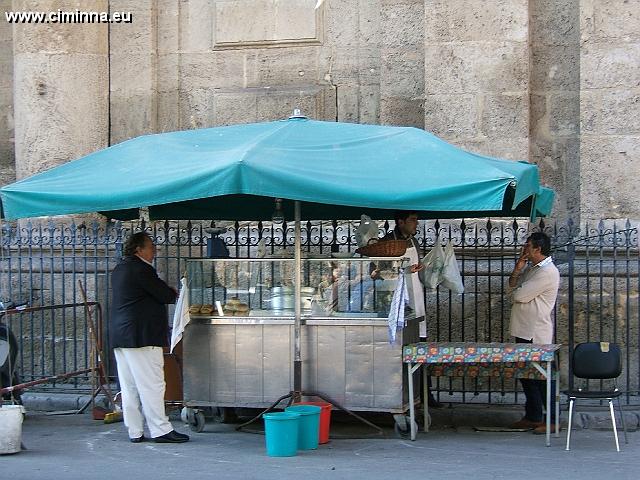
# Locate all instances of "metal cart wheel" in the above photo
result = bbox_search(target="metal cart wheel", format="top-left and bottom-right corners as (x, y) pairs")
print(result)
(392, 414), (418, 439)
(180, 406), (189, 424)
(181, 407), (206, 433)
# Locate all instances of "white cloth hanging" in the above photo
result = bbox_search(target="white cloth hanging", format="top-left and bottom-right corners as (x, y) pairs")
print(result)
(405, 243), (425, 318)
(401, 242), (425, 337)
(170, 277), (189, 353)
(387, 271), (409, 344)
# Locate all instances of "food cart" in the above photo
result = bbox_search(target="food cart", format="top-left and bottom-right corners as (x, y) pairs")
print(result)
(0, 113), (555, 436)
(181, 255), (418, 432)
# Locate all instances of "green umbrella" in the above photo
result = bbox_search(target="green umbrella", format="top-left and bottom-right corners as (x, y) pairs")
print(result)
(0, 116), (553, 221)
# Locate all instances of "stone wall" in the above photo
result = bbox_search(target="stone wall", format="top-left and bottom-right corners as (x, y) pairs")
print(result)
(424, 0), (530, 161)
(1, 1), (639, 221)
(109, 0), (338, 143)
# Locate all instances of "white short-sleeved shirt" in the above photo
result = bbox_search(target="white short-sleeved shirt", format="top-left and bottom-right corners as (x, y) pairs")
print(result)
(509, 257), (560, 344)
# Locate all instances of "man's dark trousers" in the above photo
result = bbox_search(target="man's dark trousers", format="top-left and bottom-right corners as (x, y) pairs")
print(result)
(516, 337), (556, 422)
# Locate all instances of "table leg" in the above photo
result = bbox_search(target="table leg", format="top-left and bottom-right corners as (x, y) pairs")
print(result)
(408, 363), (417, 441)
(555, 364), (560, 438)
(546, 361), (551, 447)
(423, 365), (429, 433)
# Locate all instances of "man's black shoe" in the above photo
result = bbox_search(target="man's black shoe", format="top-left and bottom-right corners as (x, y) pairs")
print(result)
(130, 435), (145, 443)
(153, 430), (190, 443)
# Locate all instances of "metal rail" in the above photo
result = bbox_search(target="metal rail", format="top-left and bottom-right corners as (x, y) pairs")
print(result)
(1, 218), (638, 404)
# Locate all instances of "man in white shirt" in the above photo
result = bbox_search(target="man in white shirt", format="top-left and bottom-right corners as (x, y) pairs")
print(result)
(508, 232), (560, 434)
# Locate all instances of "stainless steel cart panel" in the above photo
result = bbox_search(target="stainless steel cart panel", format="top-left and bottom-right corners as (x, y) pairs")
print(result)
(183, 316), (419, 413)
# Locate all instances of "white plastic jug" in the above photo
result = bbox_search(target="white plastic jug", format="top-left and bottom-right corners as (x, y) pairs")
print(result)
(0, 405), (24, 454)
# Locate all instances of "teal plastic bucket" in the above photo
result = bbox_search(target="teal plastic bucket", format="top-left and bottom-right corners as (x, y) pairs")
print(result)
(285, 405), (321, 450)
(263, 412), (300, 457)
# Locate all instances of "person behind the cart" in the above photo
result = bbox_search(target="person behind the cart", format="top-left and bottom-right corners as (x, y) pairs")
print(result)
(333, 262), (379, 312)
(381, 210), (442, 409)
(110, 232), (190, 444)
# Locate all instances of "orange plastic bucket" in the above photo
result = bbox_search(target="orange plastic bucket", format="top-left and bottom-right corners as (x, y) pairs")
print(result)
(293, 401), (332, 444)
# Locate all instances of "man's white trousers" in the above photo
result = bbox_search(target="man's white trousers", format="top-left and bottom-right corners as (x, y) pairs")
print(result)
(114, 346), (173, 439)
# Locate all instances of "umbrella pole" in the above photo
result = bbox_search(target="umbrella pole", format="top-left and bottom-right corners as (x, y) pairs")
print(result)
(293, 201), (302, 401)
(236, 200), (382, 436)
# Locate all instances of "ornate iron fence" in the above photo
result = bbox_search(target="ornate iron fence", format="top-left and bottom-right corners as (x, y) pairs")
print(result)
(1, 217), (638, 405)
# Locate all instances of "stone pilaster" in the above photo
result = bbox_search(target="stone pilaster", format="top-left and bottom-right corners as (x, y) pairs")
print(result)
(529, 0), (581, 221)
(579, 0), (640, 221)
(324, 0), (380, 124)
(380, 0), (424, 128)
(109, 0), (157, 143)
(12, 0), (109, 179)
(0, 12), (14, 185)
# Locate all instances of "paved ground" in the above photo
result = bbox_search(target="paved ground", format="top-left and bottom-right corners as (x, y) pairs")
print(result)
(3, 407), (640, 480)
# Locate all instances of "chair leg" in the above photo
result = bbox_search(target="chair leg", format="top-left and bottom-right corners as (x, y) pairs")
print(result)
(608, 400), (620, 452)
(616, 396), (629, 445)
(565, 398), (574, 451)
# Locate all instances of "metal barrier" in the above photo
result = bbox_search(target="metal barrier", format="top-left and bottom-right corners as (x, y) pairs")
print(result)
(0, 302), (102, 398)
(0, 218), (638, 404)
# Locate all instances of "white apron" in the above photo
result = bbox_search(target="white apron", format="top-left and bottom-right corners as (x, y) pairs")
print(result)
(404, 242), (426, 336)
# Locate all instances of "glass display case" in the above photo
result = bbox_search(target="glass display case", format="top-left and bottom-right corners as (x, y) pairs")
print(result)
(185, 256), (409, 319)
(182, 255), (419, 417)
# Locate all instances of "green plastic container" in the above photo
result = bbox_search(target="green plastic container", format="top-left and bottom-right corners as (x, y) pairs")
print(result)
(285, 405), (321, 450)
(263, 412), (300, 457)
(293, 402), (332, 444)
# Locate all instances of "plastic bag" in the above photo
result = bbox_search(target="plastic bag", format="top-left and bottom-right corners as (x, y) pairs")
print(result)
(441, 241), (464, 294)
(355, 214), (379, 248)
(419, 241), (446, 290)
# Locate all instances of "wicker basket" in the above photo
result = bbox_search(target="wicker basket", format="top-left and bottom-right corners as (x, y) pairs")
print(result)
(355, 239), (407, 257)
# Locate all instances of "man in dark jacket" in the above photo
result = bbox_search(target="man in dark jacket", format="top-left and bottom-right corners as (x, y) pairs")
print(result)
(111, 232), (189, 443)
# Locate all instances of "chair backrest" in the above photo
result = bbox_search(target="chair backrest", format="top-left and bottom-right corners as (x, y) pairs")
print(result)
(572, 342), (622, 379)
